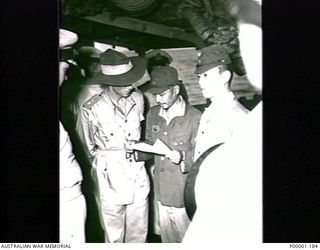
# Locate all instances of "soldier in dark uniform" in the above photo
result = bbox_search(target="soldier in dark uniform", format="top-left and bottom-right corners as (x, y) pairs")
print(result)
(132, 66), (202, 242)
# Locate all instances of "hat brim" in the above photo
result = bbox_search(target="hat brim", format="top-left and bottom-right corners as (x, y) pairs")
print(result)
(89, 56), (146, 86)
(81, 76), (103, 86)
(146, 80), (181, 94)
(145, 49), (173, 64)
(195, 63), (222, 74)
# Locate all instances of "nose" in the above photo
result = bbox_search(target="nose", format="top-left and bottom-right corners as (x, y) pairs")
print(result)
(126, 86), (133, 90)
(198, 76), (204, 87)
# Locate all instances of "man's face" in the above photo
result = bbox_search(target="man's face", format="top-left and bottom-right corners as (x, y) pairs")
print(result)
(198, 67), (228, 99)
(59, 61), (70, 86)
(155, 86), (179, 110)
(112, 85), (134, 98)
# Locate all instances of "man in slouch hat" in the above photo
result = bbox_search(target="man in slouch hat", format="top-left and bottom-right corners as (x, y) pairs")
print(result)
(77, 49), (150, 243)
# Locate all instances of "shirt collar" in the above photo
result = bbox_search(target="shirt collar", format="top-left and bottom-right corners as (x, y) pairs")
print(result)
(206, 92), (237, 112)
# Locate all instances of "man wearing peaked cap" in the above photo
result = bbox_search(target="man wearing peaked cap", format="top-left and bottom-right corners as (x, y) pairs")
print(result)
(140, 49), (189, 111)
(183, 43), (249, 234)
(130, 65), (202, 242)
(59, 29), (87, 243)
(196, 44), (232, 74)
(184, 0), (262, 243)
(76, 49), (150, 243)
(193, 44), (248, 162)
(144, 49), (173, 73)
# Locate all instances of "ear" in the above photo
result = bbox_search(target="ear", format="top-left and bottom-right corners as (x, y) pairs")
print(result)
(221, 70), (231, 84)
(174, 84), (180, 95)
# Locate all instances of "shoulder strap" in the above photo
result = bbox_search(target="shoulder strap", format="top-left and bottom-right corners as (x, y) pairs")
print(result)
(82, 94), (102, 110)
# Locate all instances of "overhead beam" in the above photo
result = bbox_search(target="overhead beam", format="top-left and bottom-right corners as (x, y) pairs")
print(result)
(83, 12), (205, 48)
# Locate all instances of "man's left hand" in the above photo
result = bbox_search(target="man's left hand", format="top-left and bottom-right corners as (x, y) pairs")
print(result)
(166, 150), (182, 164)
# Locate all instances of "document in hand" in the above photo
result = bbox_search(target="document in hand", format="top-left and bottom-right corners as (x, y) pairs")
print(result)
(132, 139), (172, 156)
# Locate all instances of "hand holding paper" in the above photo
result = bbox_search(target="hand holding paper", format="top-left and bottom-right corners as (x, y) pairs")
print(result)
(165, 150), (182, 164)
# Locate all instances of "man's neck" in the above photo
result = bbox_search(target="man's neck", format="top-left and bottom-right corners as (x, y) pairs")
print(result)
(209, 90), (235, 105)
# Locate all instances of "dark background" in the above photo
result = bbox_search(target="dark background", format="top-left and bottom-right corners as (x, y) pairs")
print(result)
(0, 0), (319, 243)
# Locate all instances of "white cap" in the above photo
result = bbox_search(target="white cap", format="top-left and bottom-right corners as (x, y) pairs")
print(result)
(59, 29), (78, 49)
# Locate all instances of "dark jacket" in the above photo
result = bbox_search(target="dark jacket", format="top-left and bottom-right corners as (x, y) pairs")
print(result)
(143, 103), (202, 208)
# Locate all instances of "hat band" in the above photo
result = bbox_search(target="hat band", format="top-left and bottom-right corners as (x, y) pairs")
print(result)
(101, 61), (133, 76)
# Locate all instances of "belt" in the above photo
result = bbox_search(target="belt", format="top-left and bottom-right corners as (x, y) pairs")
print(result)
(96, 148), (134, 160)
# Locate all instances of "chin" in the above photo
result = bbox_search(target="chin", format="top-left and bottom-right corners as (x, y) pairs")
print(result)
(161, 104), (169, 109)
(122, 92), (132, 97)
(201, 90), (209, 98)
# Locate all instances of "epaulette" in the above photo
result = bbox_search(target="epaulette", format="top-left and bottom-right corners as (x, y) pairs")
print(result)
(82, 94), (102, 110)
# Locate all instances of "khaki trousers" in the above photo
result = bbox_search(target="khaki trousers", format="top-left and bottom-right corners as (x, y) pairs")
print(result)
(98, 199), (149, 243)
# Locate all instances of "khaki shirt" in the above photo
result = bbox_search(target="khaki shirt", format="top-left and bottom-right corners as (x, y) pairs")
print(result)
(194, 96), (248, 161)
(77, 88), (150, 205)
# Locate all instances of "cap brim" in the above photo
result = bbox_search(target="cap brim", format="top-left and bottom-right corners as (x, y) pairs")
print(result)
(148, 86), (173, 94)
(146, 80), (180, 94)
(145, 49), (173, 64)
(195, 63), (221, 74)
(89, 57), (146, 86)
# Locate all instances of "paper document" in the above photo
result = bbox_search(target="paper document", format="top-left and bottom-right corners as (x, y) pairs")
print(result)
(132, 139), (172, 156)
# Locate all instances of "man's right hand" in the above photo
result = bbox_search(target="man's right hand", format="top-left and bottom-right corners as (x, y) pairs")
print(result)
(124, 140), (138, 153)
